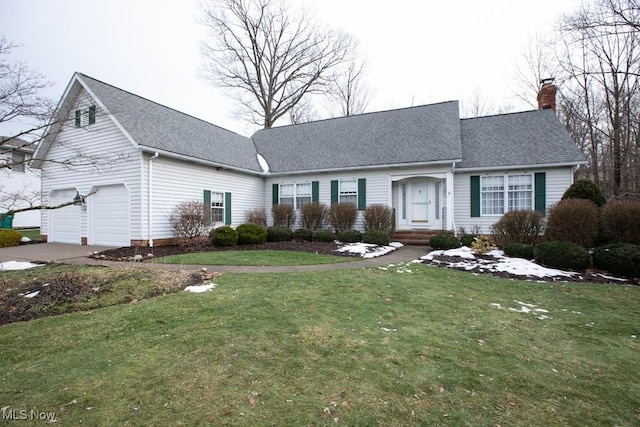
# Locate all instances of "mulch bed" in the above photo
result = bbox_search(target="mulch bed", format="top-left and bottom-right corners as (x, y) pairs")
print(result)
(89, 240), (360, 261)
(421, 254), (638, 285)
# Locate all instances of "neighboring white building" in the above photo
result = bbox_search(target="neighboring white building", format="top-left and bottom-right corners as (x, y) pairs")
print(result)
(1, 138), (41, 228)
(33, 73), (586, 246)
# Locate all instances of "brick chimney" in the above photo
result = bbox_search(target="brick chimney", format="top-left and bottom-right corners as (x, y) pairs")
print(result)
(537, 78), (557, 112)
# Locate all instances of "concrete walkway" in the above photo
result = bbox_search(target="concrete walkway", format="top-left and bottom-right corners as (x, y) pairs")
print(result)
(0, 242), (429, 273)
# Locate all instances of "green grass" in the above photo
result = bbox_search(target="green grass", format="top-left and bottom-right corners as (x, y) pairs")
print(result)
(154, 249), (357, 265)
(1, 263), (639, 425)
(16, 228), (42, 241)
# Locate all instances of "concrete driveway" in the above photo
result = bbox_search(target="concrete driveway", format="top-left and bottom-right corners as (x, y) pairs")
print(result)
(0, 243), (116, 264)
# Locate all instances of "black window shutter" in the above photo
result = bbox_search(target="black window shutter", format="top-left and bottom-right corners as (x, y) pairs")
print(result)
(331, 180), (338, 205)
(225, 192), (232, 225)
(272, 183), (279, 206)
(312, 181), (319, 203)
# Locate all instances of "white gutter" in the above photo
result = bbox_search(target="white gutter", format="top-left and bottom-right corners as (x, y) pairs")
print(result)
(148, 152), (159, 247)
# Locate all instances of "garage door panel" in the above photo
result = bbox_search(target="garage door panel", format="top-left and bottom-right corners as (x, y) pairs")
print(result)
(90, 184), (130, 246)
(49, 189), (81, 244)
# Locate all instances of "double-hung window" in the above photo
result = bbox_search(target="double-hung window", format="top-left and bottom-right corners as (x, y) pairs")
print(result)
(481, 174), (534, 215)
(481, 176), (505, 215)
(508, 174), (533, 211)
(210, 192), (225, 223)
(279, 182), (312, 209)
(338, 179), (358, 206)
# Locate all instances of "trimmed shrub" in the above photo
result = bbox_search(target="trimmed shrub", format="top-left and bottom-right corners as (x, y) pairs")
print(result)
(272, 204), (296, 228)
(329, 203), (358, 234)
(293, 228), (313, 242)
(267, 225), (293, 242)
(0, 229), (22, 247)
(503, 243), (534, 259)
(210, 226), (238, 247)
(168, 200), (206, 240)
(363, 230), (391, 246)
(429, 233), (461, 250)
(363, 204), (394, 234)
(471, 235), (491, 255)
(312, 229), (335, 243)
(545, 199), (599, 247)
(534, 241), (591, 271)
(460, 234), (476, 247)
(244, 207), (267, 228)
(300, 202), (329, 230)
(600, 201), (640, 245)
(562, 179), (606, 207)
(236, 223), (267, 245)
(338, 229), (362, 243)
(491, 210), (544, 247)
(593, 243), (640, 278)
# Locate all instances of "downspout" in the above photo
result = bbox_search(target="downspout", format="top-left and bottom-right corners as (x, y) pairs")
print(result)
(450, 162), (456, 235)
(148, 152), (159, 247)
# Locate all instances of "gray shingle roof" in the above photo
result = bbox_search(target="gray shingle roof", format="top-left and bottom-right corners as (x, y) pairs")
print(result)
(457, 109), (586, 170)
(78, 74), (262, 172)
(252, 101), (463, 173)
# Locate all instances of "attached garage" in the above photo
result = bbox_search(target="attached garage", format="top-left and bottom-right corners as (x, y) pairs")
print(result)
(89, 184), (130, 246)
(48, 189), (81, 244)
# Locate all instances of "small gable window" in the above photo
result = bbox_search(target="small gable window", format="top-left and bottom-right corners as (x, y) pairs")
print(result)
(11, 151), (25, 173)
(73, 105), (97, 127)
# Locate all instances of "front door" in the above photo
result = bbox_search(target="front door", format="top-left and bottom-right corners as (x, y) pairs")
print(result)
(410, 181), (429, 227)
(395, 178), (444, 229)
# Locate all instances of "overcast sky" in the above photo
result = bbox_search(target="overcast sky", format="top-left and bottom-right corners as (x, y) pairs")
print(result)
(1, 0), (581, 136)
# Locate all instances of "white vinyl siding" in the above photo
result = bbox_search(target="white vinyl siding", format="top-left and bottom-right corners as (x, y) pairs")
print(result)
(144, 155), (264, 240)
(40, 88), (141, 242)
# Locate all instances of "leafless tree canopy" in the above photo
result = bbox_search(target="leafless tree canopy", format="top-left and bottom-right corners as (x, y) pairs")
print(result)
(557, 0), (640, 199)
(327, 59), (370, 117)
(200, 0), (356, 128)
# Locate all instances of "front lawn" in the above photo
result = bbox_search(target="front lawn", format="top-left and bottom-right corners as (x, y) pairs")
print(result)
(155, 249), (357, 266)
(0, 263), (638, 425)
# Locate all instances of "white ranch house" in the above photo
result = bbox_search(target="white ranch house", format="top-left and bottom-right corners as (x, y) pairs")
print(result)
(33, 73), (586, 246)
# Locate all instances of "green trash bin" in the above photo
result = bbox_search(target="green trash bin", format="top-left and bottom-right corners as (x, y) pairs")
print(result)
(0, 214), (14, 229)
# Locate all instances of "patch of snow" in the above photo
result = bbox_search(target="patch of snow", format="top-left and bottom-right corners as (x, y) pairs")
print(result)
(592, 273), (627, 282)
(335, 242), (402, 259)
(256, 153), (270, 173)
(184, 283), (217, 293)
(380, 327), (398, 332)
(0, 261), (44, 271)
(21, 236), (31, 243)
(24, 290), (40, 298)
(491, 303), (502, 309)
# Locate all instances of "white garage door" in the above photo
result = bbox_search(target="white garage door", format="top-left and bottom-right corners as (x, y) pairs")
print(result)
(89, 184), (130, 246)
(49, 189), (81, 244)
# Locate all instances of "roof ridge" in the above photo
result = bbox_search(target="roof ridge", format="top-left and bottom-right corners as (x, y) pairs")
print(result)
(255, 100), (460, 133)
(460, 108), (543, 121)
(76, 72), (247, 138)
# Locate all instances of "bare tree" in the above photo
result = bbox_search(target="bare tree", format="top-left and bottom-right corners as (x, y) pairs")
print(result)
(1, 36), (125, 220)
(460, 89), (514, 118)
(200, 0), (356, 128)
(511, 35), (559, 109)
(557, 0), (640, 198)
(327, 59), (370, 117)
